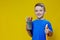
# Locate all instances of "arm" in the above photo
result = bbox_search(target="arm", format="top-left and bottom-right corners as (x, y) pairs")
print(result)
(26, 24), (32, 37)
(26, 17), (33, 37)
(45, 24), (53, 37)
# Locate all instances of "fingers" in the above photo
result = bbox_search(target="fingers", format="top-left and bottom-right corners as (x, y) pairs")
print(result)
(26, 17), (32, 22)
(28, 17), (32, 21)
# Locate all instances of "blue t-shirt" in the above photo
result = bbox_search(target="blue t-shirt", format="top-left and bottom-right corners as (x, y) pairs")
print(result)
(31, 19), (53, 40)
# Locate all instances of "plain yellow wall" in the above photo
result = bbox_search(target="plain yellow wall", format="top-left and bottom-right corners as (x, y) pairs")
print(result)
(0, 0), (60, 40)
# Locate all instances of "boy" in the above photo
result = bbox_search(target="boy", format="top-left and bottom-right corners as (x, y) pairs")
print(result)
(26, 3), (53, 40)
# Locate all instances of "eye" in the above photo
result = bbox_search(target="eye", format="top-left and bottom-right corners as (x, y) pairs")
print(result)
(40, 10), (42, 11)
(35, 10), (38, 12)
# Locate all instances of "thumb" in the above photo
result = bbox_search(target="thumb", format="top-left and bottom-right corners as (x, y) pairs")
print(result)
(45, 24), (48, 29)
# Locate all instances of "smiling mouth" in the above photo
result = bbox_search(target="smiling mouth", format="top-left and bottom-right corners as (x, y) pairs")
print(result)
(37, 14), (41, 16)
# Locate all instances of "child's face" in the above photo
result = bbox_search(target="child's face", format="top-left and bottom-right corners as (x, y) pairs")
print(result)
(34, 6), (45, 19)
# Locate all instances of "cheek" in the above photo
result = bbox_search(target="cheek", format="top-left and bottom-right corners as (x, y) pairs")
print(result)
(34, 11), (45, 15)
(40, 11), (45, 14)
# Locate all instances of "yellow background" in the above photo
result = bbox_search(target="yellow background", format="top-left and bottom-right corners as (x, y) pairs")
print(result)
(0, 0), (60, 40)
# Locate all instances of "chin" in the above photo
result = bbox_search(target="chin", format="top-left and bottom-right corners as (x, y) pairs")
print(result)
(38, 16), (41, 17)
(37, 15), (43, 18)
(37, 17), (41, 19)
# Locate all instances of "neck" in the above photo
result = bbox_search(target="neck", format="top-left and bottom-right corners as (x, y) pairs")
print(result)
(38, 18), (44, 20)
(37, 17), (44, 20)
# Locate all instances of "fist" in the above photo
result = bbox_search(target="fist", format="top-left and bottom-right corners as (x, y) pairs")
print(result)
(26, 17), (32, 30)
(26, 17), (32, 22)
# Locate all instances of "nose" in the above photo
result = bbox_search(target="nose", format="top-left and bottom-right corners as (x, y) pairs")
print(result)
(37, 11), (41, 14)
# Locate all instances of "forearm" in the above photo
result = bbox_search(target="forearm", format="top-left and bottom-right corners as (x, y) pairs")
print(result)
(27, 30), (32, 37)
(26, 24), (32, 37)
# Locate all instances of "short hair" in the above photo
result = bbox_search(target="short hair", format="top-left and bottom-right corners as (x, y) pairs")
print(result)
(34, 3), (46, 11)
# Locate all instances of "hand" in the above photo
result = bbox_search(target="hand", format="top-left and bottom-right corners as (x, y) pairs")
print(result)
(26, 17), (32, 30)
(45, 24), (50, 35)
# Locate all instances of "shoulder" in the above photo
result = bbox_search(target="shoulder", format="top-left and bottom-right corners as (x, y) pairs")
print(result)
(43, 19), (51, 23)
(32, 19), (39, 23)
(32, 19), (37, 22)
(44, 19), (52, 25)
